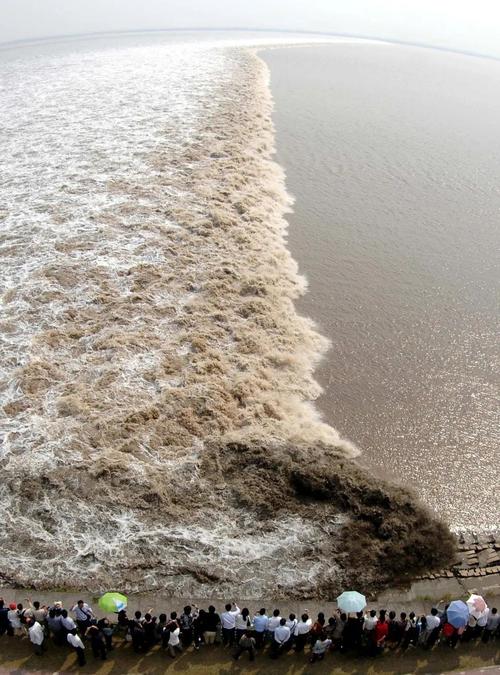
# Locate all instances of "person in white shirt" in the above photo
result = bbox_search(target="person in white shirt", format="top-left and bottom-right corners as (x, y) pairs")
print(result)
(167, 623), (183, 658)
(235, 607), (251, 643)
(67, 629), (86, 666)
(294, 613), (312, 652)
(271, 618), (290, 658)
(286, 613), (298, 647)
(61, 609), (77, 633)
(27, 618), (46, 655)
(363, 610), (378, 631)
(310, 634), (332, 663)
(267, 609), (282, 639)
(71, 600), (94, 636)
(220, 602), (240, 647)
(424, 607), (441, 648)
(7, 603), (23, 636)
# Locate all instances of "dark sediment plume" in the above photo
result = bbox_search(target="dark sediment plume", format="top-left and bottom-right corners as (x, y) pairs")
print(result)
(0, 46), (454, 595)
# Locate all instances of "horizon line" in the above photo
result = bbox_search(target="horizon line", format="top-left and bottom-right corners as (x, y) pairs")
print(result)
(0, 26), (499, 64)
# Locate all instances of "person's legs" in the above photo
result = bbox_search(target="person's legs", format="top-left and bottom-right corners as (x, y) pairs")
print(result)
(294, 634), (306, 652)
(233, 645), (243, 660)
(254, 631), (264, 649)
(248, 646), (255, 661)
(33, 643), (43, 656)
(309, 653), (318, 663)
(168, 644), (176, 658)
(76, 647), (86, 666)
(481, 629), (491, 644)
(204, 631), (216, 645)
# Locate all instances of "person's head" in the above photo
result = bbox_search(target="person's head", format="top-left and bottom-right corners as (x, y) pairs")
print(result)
(340, 613), (347, 622)
(184, 605), (191, 615)
(17, 603), (23, 611)
(144, 613), (151, 622)
(61, 609), (68, 618)
(301, 613), (309, 622)
(389, 611), (396, 620)
(409, 612), (415, 620)
(379, 609), (386, 620)
(198, 609), (206, 618)
(431, 607), (438, 616)
(0, 598), (4, 609)
(159, 613), (167, 623)
(356, 611), (363, 619)
(318, 612), (325, 620)
(25, 617), (33, 627)
(319, 631), (327, 641)
(400, 612), (407, 621)
(273, 609), (280, 617)
(245, 630), (253, 638)
(49, 608), (56, 618)
(225, 603), (231, 612)
(491, 608), (498, 615)
(134, 611), (141, 620)
(33, 601), (40, 610)
(420, 616), (427, 625)
(170, 611), (177, 620)
(77, 600), (84, 607)
(259, 608), (266, 615)
(208, 605), (216, 614)
(102, 618), (109, 627)
(70, 628), (78, 635)
(370, 609), (376, 618)
(9, 603), (16, 611)
(328, 616), (335, 626)
(279, 618), (286, 626)
(289, 613), (296, 621)
(242, 608), (249, 618)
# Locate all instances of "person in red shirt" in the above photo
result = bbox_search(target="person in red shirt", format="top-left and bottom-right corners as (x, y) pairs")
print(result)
(374, 610), (389, 654)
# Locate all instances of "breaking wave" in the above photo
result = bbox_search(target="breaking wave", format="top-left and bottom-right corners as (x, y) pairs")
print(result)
(0, 38), (453, 595)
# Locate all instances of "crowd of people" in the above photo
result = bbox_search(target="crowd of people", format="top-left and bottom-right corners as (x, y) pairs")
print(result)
(0, 595), (499, 667)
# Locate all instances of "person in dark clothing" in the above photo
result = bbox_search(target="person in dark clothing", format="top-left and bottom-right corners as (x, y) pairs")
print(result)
(130, 612), (145, 653)
(203, 605), (221, 645)
(0, 599), (13, 637)
(155, 614), (167, 644)
(233, 631), (256, 661)
(143, 613), (157, 651)
(193, 609), (206, 648)
(386, 611), (400, 650)
(179, 605), (195, 648)
(86, 622), (107, 660)
(97, 618), (113, 650)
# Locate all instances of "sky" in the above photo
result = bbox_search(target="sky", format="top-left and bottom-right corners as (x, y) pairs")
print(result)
(0, 0), (500, 59)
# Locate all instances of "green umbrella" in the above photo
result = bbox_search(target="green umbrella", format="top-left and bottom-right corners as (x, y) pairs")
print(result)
(98, 592), (128, 613)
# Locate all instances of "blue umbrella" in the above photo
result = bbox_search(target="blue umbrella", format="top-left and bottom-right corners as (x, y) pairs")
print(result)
(447, 600), (469, 629)
(336, 591), (367, 613)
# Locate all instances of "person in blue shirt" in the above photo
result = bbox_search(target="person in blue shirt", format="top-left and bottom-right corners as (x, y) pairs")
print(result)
(252, 608), (269, 649)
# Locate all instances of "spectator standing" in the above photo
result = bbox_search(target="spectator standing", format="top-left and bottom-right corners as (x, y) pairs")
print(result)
(179, 605), (197, 648)
(26, 618), (46, 655)
(47, 609), (64, 645)
(86, 622), (107, 660)
(0, 599), (13, 637)
(235, 608), (251, 644)
(203, 605), (221, 645)
(71, 600), (94, 637)
(294, 613), (312, 652)
(166, 617), (182, 658)
(220, 602), (239, 646)
(252, 609), (269, 649)
(268, 609), (282, 642)
(271, 618), (290, 659)
(7, 603), (23, 636)
(482, 607), (499, 643)
(67, 629), (86, 666)
(98, 617), (114, 650)
(425, 608), (441, 649)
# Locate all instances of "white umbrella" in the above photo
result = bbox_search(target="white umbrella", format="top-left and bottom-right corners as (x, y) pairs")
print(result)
(467, 594), (487, 619)
(336, 591), (366, 613)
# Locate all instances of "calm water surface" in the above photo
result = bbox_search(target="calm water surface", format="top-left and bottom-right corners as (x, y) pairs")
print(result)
(264, 44), (499, 533)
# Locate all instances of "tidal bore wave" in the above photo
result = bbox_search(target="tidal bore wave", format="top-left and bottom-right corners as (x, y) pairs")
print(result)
(0, 42), (454, 595)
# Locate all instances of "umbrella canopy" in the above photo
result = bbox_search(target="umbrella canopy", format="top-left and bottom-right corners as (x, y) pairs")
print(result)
(467, 594), (487, 618)
(336, 591), (366, 613)
(447, 600), (469, 629)
(98, 592), (128, 613)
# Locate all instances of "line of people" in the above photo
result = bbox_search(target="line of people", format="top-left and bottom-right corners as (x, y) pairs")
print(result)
(1, 595), (499, 666)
